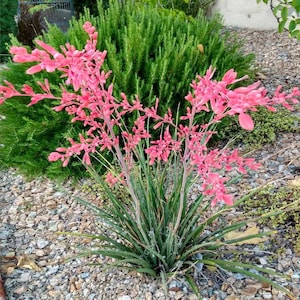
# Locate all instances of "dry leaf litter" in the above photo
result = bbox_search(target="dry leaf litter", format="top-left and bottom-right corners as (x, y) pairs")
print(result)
(0, 28), (300, 300)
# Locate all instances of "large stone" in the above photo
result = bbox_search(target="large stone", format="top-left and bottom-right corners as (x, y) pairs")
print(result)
(36, 239), (49, 249)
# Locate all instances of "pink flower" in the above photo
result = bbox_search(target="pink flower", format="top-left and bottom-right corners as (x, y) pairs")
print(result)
(238, 113), (254, 131)
(201, 173), (234, 206)
(83, 21), (96, 35)
(0, 80), (22, 103)
(1, 21), (299, 209)
(35, 40), (59, 57)
(145, 128), (181, 165)
(48, 152), (63, 162)
(221, 68), (249, 85)
(221, 69), (238, 84)
(10, 46), (36, 63)
(105, 172), (120, 186)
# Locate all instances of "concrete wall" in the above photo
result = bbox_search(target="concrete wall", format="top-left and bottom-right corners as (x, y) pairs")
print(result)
(210, 0), (278, 30)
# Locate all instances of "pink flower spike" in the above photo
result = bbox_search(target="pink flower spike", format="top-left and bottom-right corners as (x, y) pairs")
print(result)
(21, 84), (34, 95)
(62, 158), (70, 167)
(37, 79), (51, 93)
(82, 152), (91, 165)
(204, 66), (216, 80)
(26, 65), (43, 75)
(10, 46), (36, 63)
(48, 152), (63, 162)
(28, 93), (56, 106)
(35, 40), (58, 56)
(238, 113), (254, 131)
(211, 194), (234, 207)
(9, 46), (28, 56)
(105, 172), (120, 187)
(222, 69), (237, 84)
(83, 21), (96, 35)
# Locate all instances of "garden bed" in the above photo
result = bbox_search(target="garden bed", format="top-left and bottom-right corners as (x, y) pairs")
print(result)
(0, 28), (299, 299)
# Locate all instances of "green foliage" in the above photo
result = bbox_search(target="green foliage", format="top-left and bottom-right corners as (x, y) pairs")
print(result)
(61, 0), (255, 115)
(28, 4), (51, 14)
(73, 0), (102, 16)
(73, 0), (214, 17)
(0, 0), (255, 180)
(220, 106), (300, 148)
(138, 0), (216, 17)
(0, 56), (91, 180)
(257, 0), (300, 40)
(242, 185), (300, 253)
(0, 0), (18, 59)
(71, 161), (295, 298)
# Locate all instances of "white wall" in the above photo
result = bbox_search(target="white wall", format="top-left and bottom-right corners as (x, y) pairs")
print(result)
(210, 0), (278, 30)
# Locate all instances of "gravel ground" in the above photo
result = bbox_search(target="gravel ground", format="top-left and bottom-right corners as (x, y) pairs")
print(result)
(0, 28), (300, 300)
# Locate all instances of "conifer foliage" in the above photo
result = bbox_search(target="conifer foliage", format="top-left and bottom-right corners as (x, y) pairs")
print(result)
(73, 0), (100, 16)
(57, 0), (255, 116)
(0, 0), (18, 59)
(0, 0), (255, 180)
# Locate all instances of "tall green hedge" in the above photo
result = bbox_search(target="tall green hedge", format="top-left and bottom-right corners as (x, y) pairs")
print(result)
(0, 0), (18, 60)
(0, 0), (255, 180)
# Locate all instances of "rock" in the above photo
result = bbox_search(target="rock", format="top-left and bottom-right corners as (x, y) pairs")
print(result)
(36, 239), (49, 249)
(144, 292), (153, 300)
(35, 249), (45, 257)
(45, 266), (59, 276)
(292, 272), (300, 282)
(13, 286), (27, 294)
(48, 289), (58, 297)
(0, 224), (16, 239)
(88, 293), (97, 300)
(79, 272), (90, 279)
(49, 275), (63, 286)
(258, 257), (268, 265)
(53, 192), (65, 198)
(118, 296), (132, 300)
(17, 272), (31, 282)
(240, 284), (261, 296)
(130, 288), (138, 297)
(28, 211), (37, 218)
(46, 200), (57, 209)
(74, 281), (81, 290)
(38, 260), (48, 267)
(233, 273), (246, 280)
(14, 230), (26, 238)
(5, 251), (16, 258)
(154, 289), (165, 298)
(83, 288), (90, 297)
(169, 280), (183, 292)
(48, 222), (58, 232)
(225, 295), (240, 300)
(262, 292), (273, 299)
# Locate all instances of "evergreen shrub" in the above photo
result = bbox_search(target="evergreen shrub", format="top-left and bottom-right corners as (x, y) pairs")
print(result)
(60, 0), (255, 118)
(140, 0), (215, 17)
(0, 0), (18, 60)
(73, 0), (101, 16)
(0, 0), (255, 180)
(0, 56), (92, 179)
